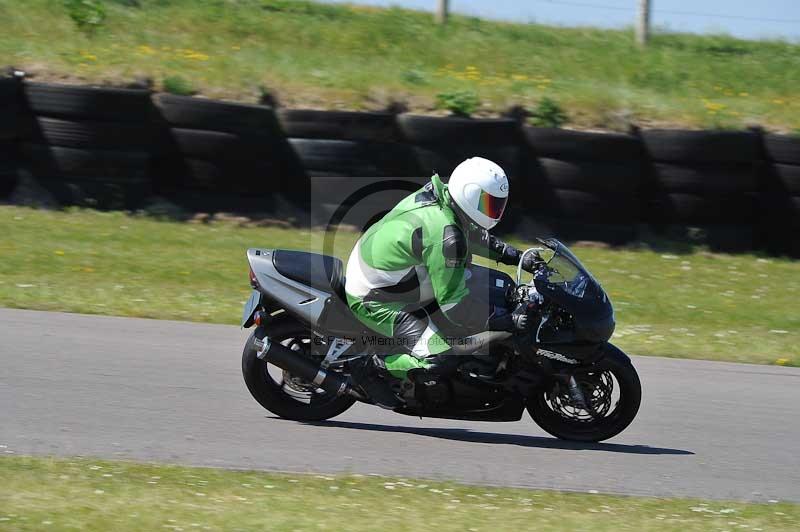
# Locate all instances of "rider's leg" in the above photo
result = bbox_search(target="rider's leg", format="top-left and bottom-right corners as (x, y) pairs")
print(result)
(387, 309), (452, 379)
(345, 294), (409, 407)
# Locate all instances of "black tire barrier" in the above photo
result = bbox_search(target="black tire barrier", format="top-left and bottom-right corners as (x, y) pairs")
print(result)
(532, 158), (642, 193)
(23, 82), (153, 123)
(640, 129), (759, 163)
(288, 138), (420, 177)
(278, 109), (401, 143)
(523, 127), (643, 162)
(397, 115), (520, 146)
(154, 94), (283, 135)
(651, 162), (757, 194)
(764, 134), (800, 165)
(27, 116), (153, 151)
(3, 78), (800, 252)
(20, 143), (150, 179)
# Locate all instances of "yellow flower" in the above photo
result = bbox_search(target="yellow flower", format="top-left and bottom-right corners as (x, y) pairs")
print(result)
(775, 358), (789, 366)
(54, 250), (65, 256)
(137, 45), (155, 55)
(184, 51), (210, 61)
(739, 92), (749, 97)
(772, 99), (786, 105)
(231, 45), (241, 51)
(510, 74), (528, 81)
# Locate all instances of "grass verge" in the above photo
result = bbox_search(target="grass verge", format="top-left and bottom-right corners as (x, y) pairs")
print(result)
(1, 206), (799, 366)
(2, 0), (800, 130)
(1, 456), (798, 531)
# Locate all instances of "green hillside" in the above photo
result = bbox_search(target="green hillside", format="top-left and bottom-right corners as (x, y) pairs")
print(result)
(1, 0), (799, 130)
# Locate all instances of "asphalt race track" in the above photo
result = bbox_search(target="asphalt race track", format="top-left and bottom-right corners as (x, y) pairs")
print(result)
(1, 308), (798, 502)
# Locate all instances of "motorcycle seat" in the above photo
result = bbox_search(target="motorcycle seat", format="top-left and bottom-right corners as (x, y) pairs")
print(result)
(272, 250), (346, 301)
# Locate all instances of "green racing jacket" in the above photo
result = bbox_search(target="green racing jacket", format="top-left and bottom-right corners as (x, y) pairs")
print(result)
(344, 174), (525, 341)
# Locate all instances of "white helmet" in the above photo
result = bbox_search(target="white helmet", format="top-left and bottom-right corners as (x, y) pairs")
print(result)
(448, 157), (509, 230)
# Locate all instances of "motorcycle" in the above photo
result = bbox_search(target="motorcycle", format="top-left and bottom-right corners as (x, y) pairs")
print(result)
(240, 238), (641, 442)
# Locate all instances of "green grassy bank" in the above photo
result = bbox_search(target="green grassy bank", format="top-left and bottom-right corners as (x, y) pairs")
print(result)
(1, 0), (799, 130)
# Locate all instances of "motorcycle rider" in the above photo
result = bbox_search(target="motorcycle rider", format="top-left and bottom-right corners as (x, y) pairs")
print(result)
(344, 157), (539, 407)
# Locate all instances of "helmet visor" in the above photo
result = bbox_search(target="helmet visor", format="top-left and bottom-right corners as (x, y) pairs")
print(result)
(477, 189), (508, 220)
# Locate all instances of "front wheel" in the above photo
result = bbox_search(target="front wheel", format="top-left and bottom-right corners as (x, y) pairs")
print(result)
(242, 320), (356, 421)
(527, 344), (641, 442)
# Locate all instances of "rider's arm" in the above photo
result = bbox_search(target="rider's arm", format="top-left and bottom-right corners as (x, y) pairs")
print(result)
(467, 225), (539, 271)
(423, 224), (473, 327)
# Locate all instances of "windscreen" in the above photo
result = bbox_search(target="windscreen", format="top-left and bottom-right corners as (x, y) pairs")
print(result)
(536, 240), (598, 299)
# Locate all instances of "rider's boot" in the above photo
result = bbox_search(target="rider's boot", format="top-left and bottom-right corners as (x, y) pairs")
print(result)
(351, 355), (401, 409)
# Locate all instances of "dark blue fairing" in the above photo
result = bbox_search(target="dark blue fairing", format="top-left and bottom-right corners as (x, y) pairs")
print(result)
(534, 239), (615, 344)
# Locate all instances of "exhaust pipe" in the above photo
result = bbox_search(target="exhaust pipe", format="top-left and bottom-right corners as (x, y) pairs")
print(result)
(253, 337), (357, 398)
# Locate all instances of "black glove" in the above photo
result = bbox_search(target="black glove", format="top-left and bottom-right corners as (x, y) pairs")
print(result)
(486, 303), (534, 332)
(510, 302), (531, 330)
(521, 252), (540, 274)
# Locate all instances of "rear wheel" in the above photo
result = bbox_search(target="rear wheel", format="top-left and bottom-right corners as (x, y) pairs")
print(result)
(527, 345), (641, 442)
(242, 320), (356, 421)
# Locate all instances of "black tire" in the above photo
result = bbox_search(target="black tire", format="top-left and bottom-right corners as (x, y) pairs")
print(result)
(535, 188), (639, 224)
(20, 143), (150, 180)
(278, 109), (400, 142)
(0, 142), (19, 197)
(26, 117), (153, 150)
(0, 78), (23, 141)
(398, 114), (519, 146)
(242, 320), (356, 421)
(764, 163), (800, 195)
(522, 127), (643, 162)
(651, 162), (756, 194)
(761, 196), (800, 257)
(641, 129), (759, 163)
(649, 192), (756, 224)
(548, 219), (638, 245)
(23, 82), (153, 122)
(153, 156), (279, 192)
(0, 77), (20, 102)
(154, 94), (283, 136)
(532, 157), (642, 193)
(289, 138), (419, 176)
(764, 134), (800, 165)
(528, 344), (641, 442)
(411, 145), (521, 181)
(0, 108), (22, 142)
(166, 128), (253, 161)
